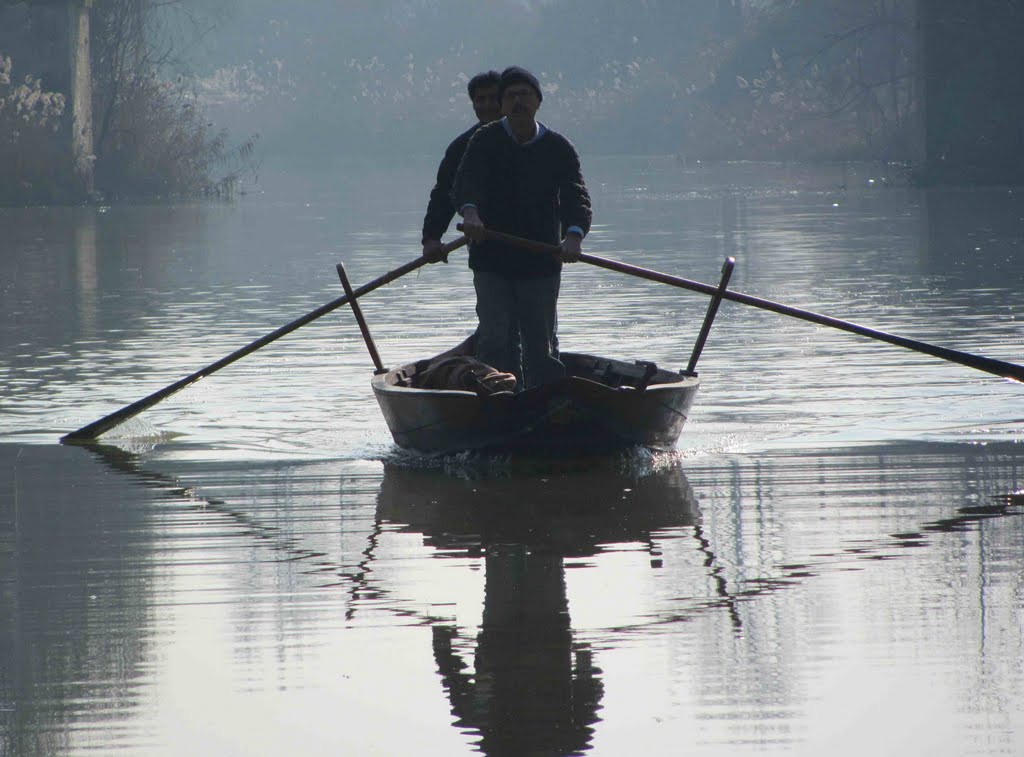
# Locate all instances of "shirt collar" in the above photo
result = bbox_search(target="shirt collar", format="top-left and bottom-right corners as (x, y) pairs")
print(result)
(500, 117), (547, 145)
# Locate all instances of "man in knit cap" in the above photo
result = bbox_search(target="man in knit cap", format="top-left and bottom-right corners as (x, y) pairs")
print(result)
(421, 70), (501, 263)
(453, 65), (592, 389)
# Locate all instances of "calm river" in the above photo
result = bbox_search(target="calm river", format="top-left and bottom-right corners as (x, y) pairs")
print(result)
(2, 157), (1023, 755)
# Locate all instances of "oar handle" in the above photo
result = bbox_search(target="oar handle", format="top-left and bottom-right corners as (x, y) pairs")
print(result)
(62, 236), (469, 442)
(461, 226), (1024, 384)
(457, 224), (560, 256)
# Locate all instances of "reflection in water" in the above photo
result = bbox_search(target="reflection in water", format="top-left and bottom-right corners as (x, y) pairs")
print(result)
(0, 444), (157, 755)
(1, 442), (355, 755)
(73, 209), (99, 336)
(921, 187), (1024, 279)
(375, 460), (700, 756)
(698, 446), (1024, 604)
(3, 440), (1023, 754)
(81, 442), (341, 568)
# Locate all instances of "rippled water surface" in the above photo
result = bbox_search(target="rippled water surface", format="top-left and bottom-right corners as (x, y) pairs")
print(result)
(2, 158), (1023, 755)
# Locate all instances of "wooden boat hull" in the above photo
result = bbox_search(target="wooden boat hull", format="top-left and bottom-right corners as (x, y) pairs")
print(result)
(372, 350), (699, 455)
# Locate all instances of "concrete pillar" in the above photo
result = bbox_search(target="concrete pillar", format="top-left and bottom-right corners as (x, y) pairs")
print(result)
(909, 0), (925, 166)
(68, 0), (94, 197)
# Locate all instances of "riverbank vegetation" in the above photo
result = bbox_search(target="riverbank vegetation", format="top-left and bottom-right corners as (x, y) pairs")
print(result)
(88, 0), (256, 200)
(0, 54), (72, 204)
(3, 0), (1021, 200)
(0, 0), (255, 205)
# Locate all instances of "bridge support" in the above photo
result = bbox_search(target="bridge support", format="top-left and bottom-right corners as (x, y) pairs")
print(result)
(68, 0), (94, 197)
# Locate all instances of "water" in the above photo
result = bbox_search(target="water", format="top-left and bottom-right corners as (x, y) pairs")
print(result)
(2, 157), (1023, 755)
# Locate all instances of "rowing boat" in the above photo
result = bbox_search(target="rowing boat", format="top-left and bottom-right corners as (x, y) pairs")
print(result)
(371, 337), (699, 455)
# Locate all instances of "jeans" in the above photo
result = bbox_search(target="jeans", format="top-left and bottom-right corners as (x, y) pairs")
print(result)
(473, 270), (565, 389)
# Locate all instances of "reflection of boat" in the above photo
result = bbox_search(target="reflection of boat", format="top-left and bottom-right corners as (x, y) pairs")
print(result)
(376, 459), (701, 556)
(372, 338), (700, 455)
(375, 460), (699, 756)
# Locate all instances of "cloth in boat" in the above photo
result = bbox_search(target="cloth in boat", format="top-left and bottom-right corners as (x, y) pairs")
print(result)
(417, 356), (517, 395)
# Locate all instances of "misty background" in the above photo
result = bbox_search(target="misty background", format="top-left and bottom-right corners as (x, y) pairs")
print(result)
(187, 0), (915, 163)
(3, 0), (1022, 201)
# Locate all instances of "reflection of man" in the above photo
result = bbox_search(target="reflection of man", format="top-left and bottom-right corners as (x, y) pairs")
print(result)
(421, 70), (501, 263)
(454, 66), (592, 388)
(431, 547), (603, 755)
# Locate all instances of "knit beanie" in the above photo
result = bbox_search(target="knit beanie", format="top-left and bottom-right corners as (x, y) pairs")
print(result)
(498, 66), (543, 103)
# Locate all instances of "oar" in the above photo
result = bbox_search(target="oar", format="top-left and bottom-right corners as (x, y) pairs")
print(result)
(336, 262), (387, 374)
(463, 226), (1024, 383)
(61, 236), (468, 443)
(686, 256), (734, 375)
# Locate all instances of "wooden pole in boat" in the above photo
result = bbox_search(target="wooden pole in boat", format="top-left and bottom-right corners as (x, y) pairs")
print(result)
(460, 225), (1024, 384)
(336, 262), (387, 374)
(686, 256), (734, 375)
(61, 236), (468, 443)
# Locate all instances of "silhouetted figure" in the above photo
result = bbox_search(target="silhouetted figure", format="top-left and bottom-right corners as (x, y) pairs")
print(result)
(421, 70), (502, 264)
(454, 66), (592, 388)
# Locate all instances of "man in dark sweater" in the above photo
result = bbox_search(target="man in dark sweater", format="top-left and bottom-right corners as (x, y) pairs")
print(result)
(454, 65), (592, 388)
(421, 70), (501, 263)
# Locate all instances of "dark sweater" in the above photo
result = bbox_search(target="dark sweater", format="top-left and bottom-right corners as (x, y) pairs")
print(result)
(452, 120), (592, 279)
(421, 123), (481, 244)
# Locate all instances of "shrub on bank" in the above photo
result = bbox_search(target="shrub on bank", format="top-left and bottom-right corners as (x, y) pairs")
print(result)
(93, 70), (248, 201)
(0, 55), (76, 204)
(0, 46), (255, 205)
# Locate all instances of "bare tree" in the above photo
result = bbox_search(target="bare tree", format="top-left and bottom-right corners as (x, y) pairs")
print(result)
(87, 0), (248, 198)
(693, 0), (918, 160)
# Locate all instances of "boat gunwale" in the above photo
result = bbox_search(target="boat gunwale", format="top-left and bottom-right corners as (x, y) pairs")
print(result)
(370, 351), (699, 398)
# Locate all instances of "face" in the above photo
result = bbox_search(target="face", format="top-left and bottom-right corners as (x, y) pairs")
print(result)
(501, 84), (540, 123)
(471, 85), (501, 124)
